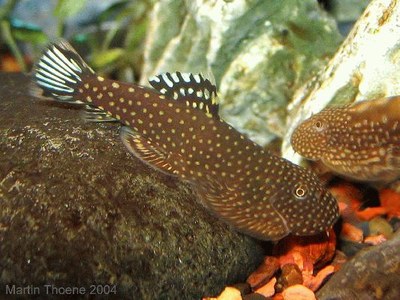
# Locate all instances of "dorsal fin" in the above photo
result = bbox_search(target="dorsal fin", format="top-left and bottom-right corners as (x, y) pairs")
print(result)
(149, 72), (219, 118)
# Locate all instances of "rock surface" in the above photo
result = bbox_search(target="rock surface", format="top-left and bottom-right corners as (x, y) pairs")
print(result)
(0, 72), (265, 299)
(141, 0), (341, 145)
(317, 229), (400, 300)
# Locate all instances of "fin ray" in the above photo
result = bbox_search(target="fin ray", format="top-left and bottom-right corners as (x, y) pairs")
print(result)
(194, 179), (290, 240)
(82, 106), (118, 122)
(149, 72), (219, 118)
(120, 127), (179, 176)
(31, 39), (94, 101)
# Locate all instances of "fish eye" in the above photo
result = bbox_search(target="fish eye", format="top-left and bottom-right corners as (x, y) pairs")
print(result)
(314, 120), (324, 131)
(293, 184), (308, 199)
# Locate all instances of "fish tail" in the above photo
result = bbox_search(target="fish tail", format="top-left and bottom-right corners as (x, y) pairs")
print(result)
(30, 40), (95, 103)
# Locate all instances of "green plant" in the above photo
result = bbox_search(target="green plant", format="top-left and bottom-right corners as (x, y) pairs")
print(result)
(0, 0), (154, 79)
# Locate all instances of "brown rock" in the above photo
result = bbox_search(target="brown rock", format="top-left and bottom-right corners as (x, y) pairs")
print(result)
(317, 229), (400, 300)
(247, 256), (279, 289)
(276, 264), (303, 292)
(0, 72), (264, 299)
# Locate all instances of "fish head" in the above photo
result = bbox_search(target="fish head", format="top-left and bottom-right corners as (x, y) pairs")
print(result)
(290, 111), (332, 160)
(271, 167), (339, 236)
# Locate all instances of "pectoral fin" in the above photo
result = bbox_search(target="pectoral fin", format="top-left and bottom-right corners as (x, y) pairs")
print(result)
(194, 178), (289, 241)
(120, 126), (179, 176)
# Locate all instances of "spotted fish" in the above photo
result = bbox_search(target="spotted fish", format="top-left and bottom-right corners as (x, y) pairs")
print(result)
(291, 96), (400, 182)
(30, 40), (338, 241)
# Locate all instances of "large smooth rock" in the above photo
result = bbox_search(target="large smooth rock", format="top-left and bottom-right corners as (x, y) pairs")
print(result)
(0, 73), (264, 299)
(317, 229), (400, 300)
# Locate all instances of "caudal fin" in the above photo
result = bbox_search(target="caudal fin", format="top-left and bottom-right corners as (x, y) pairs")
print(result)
(31, 40), (95, 103)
